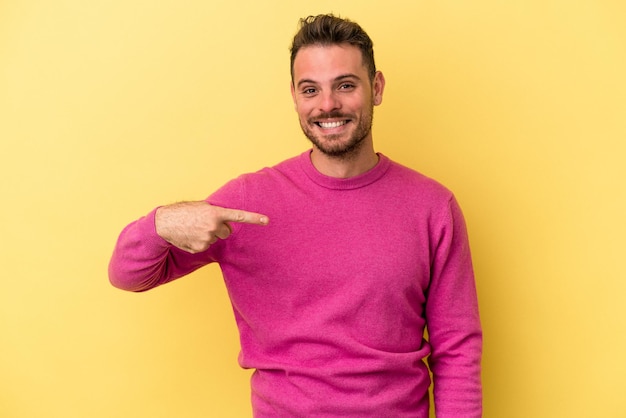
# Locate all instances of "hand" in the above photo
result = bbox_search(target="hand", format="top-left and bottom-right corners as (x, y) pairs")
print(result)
(155, 201), (269, 253)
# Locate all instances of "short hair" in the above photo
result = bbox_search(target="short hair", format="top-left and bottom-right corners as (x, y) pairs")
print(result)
(289, 14), (376, 82)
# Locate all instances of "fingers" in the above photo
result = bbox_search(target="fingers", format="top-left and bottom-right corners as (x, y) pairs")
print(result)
(155, 201), (268, 254)
(216, 207), (270, 226)
(207, 206), (267, 247)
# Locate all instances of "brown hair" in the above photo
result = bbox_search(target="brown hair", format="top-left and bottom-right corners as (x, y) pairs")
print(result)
(289, 14), (376, 82)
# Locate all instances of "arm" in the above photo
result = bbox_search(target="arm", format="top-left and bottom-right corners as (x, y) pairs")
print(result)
(426, 196), (482, 417)
(108, 201), (268, 292)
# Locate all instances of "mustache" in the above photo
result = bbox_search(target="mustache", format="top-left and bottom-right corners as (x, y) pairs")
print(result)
(312, 111), (351, 121)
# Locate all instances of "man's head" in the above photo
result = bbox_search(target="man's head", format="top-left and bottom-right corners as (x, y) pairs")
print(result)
(289, 15), (385, 161)
(290, 14), (377, 84)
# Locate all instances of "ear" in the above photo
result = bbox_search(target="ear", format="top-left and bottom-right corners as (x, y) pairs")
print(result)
(372, 71), (385, 106)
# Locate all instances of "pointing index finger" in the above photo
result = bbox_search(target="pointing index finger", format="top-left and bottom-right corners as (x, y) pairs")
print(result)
(218, 207), (269, 226)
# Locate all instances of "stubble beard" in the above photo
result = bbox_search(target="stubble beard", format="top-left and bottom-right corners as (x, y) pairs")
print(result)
(300, 105), (374, 160)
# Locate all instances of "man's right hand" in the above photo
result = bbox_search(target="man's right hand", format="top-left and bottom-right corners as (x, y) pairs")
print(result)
(155, 201), (269, 253)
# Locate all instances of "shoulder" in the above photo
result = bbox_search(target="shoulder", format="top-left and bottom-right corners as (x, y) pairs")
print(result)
(207, 153), (303, 208)
(383, 156), (455, 202)
(382, 157), (469, 234)
(236, 153), (302, 189)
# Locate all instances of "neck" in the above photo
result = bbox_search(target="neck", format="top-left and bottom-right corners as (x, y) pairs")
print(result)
(310, 140), (379, 178)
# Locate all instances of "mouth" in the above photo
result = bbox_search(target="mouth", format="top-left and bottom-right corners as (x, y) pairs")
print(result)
(314, 120), (349, 129)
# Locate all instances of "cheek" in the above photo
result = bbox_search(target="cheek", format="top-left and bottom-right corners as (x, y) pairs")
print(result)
(294, 102), (313, 118)
(346, 96), (367, 111)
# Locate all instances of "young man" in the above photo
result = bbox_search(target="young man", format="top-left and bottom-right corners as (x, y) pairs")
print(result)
(109, 14), (482, 417)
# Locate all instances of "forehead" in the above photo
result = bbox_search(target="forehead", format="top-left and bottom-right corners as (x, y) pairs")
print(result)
(292, 44), (367, 83)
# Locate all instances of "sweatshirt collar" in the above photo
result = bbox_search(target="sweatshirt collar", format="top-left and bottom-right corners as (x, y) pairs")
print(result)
(299, 150), (391, 190)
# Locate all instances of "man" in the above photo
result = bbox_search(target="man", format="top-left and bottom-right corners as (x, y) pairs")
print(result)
(109, 14), (482, 417)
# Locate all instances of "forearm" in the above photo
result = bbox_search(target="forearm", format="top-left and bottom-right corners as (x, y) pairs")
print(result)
(427, 282), (482, 417)
(108, 208), (208, 292)
(428, 324), (482, 417)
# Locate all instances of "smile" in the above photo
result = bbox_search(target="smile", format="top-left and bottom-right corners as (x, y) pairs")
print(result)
(315, 120), (348, 129)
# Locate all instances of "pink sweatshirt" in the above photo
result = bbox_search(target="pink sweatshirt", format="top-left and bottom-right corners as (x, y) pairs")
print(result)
(109, 151), (482, 417)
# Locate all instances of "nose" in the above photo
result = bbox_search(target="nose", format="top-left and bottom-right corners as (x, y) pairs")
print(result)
(318, 90), (341, 113)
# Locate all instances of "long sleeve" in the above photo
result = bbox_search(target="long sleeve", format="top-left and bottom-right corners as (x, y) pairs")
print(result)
(426, 196), (482, 417)
(108, 208), (214, 292)
(107, 152), (482, 417)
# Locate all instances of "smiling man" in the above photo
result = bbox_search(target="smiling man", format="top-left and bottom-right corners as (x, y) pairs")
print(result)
(109, 14), (482, 417)
(291, 42), (383, 176)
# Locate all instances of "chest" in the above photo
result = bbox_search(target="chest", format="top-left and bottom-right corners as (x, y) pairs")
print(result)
(223, 194), (434, 311)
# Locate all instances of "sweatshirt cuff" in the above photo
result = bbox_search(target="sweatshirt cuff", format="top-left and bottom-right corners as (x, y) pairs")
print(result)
(141, 206), (172, 250)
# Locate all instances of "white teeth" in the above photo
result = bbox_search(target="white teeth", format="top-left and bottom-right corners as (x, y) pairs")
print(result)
(318, 120), (347, 129)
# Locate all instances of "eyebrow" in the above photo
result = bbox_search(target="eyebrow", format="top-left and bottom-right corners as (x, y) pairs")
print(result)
(296, 73), (361, 88)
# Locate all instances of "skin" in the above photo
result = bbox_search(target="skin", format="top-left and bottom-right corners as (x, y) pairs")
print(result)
(155, 201), (268, 253)
(156, 43), (385, 253)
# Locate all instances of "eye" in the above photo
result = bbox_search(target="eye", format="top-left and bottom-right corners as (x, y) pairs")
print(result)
(301, 87), (317, 96)
(338, 83), (355, 91)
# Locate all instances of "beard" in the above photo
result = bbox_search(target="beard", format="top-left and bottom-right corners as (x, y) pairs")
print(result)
(299, 104), (374, 159)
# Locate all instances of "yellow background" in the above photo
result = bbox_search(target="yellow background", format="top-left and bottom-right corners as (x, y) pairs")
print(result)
(2, 1), (625, 417)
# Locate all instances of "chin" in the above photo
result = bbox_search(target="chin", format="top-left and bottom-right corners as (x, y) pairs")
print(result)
(313, 137), (365, 159)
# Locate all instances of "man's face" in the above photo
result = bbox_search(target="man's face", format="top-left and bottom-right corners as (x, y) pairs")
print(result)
(290, 44), (384, 158)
